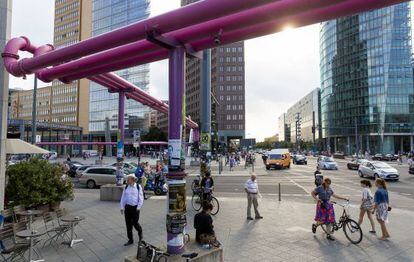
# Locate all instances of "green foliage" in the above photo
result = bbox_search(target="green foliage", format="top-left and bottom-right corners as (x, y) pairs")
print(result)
(6, 159), (74, 207)
(142, 126), (167, 142)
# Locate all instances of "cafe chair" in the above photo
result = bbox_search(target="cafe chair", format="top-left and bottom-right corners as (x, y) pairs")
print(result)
(0, 226), (30, 261)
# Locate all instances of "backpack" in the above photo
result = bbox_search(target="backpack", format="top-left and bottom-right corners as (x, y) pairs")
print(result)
(315, 174), (323, 187)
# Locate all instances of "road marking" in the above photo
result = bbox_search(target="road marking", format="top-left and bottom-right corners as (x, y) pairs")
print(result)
(400, 193), (412, 196)
(287, 177), (311, 194)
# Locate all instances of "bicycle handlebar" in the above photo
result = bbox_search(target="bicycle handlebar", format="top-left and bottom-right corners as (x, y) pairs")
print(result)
(331, 200), (350, 207)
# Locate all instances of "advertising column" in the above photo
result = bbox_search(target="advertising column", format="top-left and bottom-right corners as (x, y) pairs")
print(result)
(166, 46), (187, 254)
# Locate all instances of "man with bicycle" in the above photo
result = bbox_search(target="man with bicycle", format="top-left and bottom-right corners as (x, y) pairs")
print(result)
(200, 171), (214, 203)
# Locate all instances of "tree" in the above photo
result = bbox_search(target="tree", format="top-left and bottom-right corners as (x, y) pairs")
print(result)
(142, 126), (167, 141)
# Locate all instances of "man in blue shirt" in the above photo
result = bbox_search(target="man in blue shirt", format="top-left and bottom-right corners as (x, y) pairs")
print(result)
(120, 174), (144, 246)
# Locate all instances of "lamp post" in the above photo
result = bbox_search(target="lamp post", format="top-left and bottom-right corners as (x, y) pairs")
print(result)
(31, 76), (38, 144)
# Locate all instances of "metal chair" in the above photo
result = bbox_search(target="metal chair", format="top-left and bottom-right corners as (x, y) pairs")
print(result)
(12, 205), (26, 223)
(42, 212), (70, 247)
(55, 209), (75, 239)
(0, 226), (30, 262)
(13, 221), (42, 259)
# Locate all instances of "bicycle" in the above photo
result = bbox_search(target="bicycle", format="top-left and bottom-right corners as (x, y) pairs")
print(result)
(191, 189), (220, 215)
(136, 241), (170, 262)
(313, 201), (363, 244)
(182, 252), (198, 261)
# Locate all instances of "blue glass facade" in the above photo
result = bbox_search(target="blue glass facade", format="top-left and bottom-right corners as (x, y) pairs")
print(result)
(89, 0), (150, 133)
(320, 3), (414, 154)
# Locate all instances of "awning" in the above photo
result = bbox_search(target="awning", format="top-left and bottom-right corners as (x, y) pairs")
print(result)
(6, 139), (50, 154)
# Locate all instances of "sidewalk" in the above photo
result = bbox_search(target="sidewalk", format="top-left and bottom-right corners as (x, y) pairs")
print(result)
(38, 189), (414, 261)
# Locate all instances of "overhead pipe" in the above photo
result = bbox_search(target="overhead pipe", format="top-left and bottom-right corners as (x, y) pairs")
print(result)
(1, 36), (37, 78)
(89, 75), (198, 129)
(3, 0), (277, 78)
(38, 0), (349, 82)
(58, 0), (409, 82)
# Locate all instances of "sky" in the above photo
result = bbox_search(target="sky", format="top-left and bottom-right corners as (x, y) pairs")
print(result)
(9, 0), (323, 141)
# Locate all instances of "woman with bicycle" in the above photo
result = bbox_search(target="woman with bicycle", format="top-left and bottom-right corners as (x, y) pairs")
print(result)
(372, 178), (390, 240)
(311, 178), (348, 241)
(358, 180), (376, 234)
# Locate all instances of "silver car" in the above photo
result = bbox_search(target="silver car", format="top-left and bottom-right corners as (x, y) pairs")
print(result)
(78, 166), (127, 188)
(317, 156), (338, 170)
(358, 161), (399, 181)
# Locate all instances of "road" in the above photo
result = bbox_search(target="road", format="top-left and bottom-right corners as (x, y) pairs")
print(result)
(207, 157), (414, 211)
(68, 155), (414, 211)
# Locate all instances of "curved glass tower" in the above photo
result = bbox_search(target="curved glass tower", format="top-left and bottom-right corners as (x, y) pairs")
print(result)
(320, 3), (414, 154)
(89, 0), (151, 135)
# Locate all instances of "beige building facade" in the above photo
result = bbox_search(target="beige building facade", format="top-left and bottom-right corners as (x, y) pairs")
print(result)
(53, 0), (91, 131)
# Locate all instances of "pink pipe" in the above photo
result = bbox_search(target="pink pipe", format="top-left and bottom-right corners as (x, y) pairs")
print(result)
(4, 0), (276, 78)
(60, 0), (406, 81)
(38, 0), (348, 82)
(89, 74), (198, 129)
(36, 141), (168, 146)
(59, 0), (408, 82)
(1, 36), (37, 77)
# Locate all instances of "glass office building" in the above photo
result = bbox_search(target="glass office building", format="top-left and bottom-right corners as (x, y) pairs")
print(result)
(89, 0), (150, 135)
(320, 3), (414, 154)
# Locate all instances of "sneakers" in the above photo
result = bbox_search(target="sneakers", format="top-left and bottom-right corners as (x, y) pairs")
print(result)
(247, 217), (254, 220)
(326, 235), (335, 241)
(255, 216), (263, 219)
(124, 241), (133, 246)
(312, 224), (317, 234)
(369, 230), (376, 234)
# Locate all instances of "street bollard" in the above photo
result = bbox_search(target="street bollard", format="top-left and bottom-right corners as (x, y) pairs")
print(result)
(278, 183), (281, 201)
(219, 158), (222, 174)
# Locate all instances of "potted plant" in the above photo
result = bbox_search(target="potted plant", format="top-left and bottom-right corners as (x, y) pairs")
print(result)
(6, 159), (74, 211)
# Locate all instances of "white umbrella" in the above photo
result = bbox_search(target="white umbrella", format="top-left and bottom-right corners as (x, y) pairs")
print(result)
(5, 139), (50, 154)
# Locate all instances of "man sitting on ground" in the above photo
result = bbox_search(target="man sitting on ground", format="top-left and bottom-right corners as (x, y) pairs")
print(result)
(194, 203), (220, 247)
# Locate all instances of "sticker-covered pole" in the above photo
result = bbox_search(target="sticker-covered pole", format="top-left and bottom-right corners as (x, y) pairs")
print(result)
(166, 46), (187, 254)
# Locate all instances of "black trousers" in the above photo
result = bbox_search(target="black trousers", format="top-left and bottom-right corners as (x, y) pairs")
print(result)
(124, 204), (143, 242)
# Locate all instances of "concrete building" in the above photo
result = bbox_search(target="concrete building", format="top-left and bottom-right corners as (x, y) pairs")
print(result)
(9, 87), (52, 123)
(88, 0), (151, 143)
(182, 0), (246, 147)
(278, 88), (322, 145)
(53, 0), (92, 130)
(320, 3), (414, 154)
(156, 101), (169, 135)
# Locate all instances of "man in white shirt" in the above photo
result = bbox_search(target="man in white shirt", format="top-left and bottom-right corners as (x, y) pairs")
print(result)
(245, 174), (263, 220)
(120, 174), (144, 246)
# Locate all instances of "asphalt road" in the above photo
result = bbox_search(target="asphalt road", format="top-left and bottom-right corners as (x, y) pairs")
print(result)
(208, 157), (414, 211)
(69, 155), (414, 211)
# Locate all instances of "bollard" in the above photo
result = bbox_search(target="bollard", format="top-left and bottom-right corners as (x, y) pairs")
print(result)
(278, 183), (281, 201)
(252, 161), (254, 172)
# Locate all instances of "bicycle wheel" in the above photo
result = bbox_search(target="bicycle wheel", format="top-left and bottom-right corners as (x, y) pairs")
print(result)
(191, 194), (202, 211)
(210, 196), (220, 215)
(156, 255), (168, 262)
(343, 218), (363, 244)
(320, 222), (335, 235)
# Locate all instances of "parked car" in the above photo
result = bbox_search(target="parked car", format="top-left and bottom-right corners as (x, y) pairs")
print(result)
(409, 163), (414, 175)
(358, 161), (399, 181)
(64, 161), (84, 177)
(75, 165), (95, 178)
(317, 156), (338, 170)
(347, 158), (368, 170)
(385, 154), (396, 161)
(79, 166), (127, 188)
(110, 162), (137, 174)
(372, 154), (384, 161)
(292, 154), (307, 165)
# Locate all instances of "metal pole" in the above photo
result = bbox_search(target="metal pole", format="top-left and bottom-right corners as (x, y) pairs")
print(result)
(166, 46), (186, 255)
(116, 92), (125, 159)
(200, 49), (211, 174)
(31, 76), (38, 144)
(0, 0), (12, 210)
(278, 183), (281, 201)
(355, 117), (358, 160)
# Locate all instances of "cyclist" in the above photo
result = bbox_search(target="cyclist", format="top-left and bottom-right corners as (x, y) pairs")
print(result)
(311, 178), (349, 241)
(200, 171), (214, 202)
